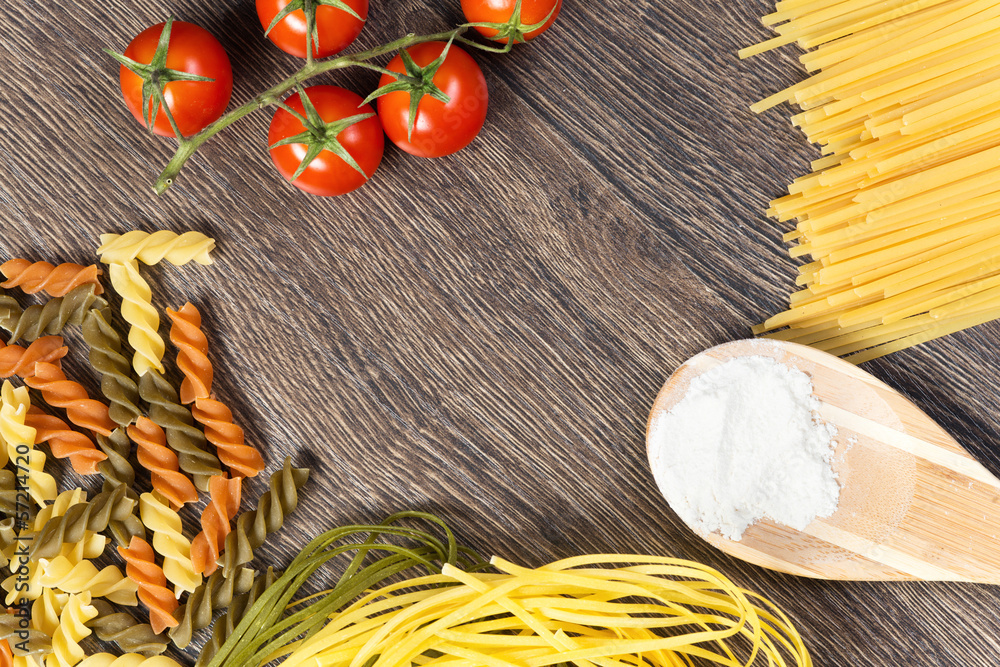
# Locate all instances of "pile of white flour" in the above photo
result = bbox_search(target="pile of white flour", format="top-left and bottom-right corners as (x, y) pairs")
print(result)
(648, 355), (840, 541)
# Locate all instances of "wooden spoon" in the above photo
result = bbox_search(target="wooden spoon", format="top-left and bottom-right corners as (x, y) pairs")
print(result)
(646, 339), (1000, 583)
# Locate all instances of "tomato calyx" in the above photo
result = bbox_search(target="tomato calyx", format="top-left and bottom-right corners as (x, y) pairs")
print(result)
(460, 0), (559, 50)
(105, 17), (216, 139)
(361, 37), (457, 142)
(269, 86), (375, 181)
(264, 0), (365, 62)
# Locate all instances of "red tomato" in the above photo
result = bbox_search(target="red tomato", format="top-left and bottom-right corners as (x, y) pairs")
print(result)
(256, 0), (368, 59)
(119, 21), (232, 138)
(461, 0), (562, 43)
(268, 86), (384, 196)
(377, 43), (488, 158)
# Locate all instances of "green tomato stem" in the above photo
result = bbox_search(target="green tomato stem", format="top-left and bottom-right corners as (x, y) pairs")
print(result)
(153, 27), (472, 195)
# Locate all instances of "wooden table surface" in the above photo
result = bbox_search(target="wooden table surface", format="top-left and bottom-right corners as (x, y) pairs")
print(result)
(6, 0), (1000, 664)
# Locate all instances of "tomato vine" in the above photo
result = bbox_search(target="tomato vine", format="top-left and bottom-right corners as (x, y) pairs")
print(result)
(107, 0), (559, 195)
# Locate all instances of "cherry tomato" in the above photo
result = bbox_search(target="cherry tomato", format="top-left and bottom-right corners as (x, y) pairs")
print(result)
(461, 0), (562, 43)
(377, 43), (488, 158)
(119, 21), (232, 138)
(256, 0), (368, 59)
(268, 86), (384, 196)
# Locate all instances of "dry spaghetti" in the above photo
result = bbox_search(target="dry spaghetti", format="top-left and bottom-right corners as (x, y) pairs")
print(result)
(745, 0), (1000, 361)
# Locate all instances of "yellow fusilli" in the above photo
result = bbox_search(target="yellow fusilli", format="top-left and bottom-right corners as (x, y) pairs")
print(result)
(106, 261), (164, 376)
(38, 557), (138, 606)
(98, 231), (215, 267)
(138, 492), (201, 595)
(0, 382), (56, 504)
(77, 655), (183, 667)
(46, 592), (96, 667)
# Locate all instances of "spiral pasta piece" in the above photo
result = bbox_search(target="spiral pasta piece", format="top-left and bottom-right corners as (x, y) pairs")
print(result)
(219, 457), (309, 577)
(0, 285), (106, 344)
(46, 592), (97, 667)
(31, 587), (65, 637)
(117, 536), (179, 634)
(106, 261), (163, 376)
(98, 231), (215, 267)
(192, 398), (264, 479)
(25, 363), (114, 437)
(167, 567), (255, 648)
(165, 303), (212, 404)
(196, 567), (279, 667)
(128, 418), (197, 509)
(190, 475), (241, 576)
(83, 309), (141, 427)
(30, 484), (135, 559)
(0, 471), (18, 517)
(87, 601), (166, 657)
(0, 383), (56, 505)
(138, 492), (201, 595)
(78, 655), (182, 667)
(139, 370), (221, 491)
(93, 430), (145, 548)
(25, 408), (106, 476)
(0, 337), (67, 379)
(0, 611), (51, 657)
(0, 260), (103, 297)
(38, 557), (138, 606)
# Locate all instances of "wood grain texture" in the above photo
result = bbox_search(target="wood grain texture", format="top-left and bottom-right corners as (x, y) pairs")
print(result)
(4, 0), (1000, 664)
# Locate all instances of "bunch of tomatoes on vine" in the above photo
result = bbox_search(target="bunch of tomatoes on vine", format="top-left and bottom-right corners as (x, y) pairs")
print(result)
(108, 0), (562, 197)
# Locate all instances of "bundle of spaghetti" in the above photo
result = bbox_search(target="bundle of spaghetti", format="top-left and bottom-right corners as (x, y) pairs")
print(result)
(190, 475), (242, 576)
(138, 369), (222, 491)
(105, 261), (164, 376)
(98, 231), (216, 267)
(262, 555), (810, 667)
(0, 285), (106, 344)
(0, 336), (67, 379)
(127, 418), (198, 509)
(218, 458), (309, 578)
(30, 484), (134, 559)
(168, 567), (257, 648)
(86, 600), (168, 656)
(47, 592), (97, 667)
(744, 0), (1000, 359)
(165, 303), (212, 404)
(0, 260), (103, 297)
(0, 382), (56, 506)
(138, 492), (202, 595)
(25, 363), (115, 437)
(117, 537), (179, 634)
(25, 408), (106, 476)
(82, 309), (141, 428)
(38, 557), (138, 606)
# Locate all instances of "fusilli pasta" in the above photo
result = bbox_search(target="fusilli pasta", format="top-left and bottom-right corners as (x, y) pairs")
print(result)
(167, 567), (256, 648)
(0, 261), (103, 298)
(0, 383), (57, 505)
(106, 261), (163, 376)
(30, 484), (134, 559)
(38, 557), (138, 606)
(138, 370), (221, 491)
(86, 601), (166, 657)
(192, 399), (264, 479)
(197, 567), (279, 667)
(0, 285), (106, 344)
(77, 654), (182, 667)
(97, 231), (215, 267)
(118, 536), (178, 634)
(190, 475), (241, 576)
(138, 492), (201, 595)
(82, 309), (141, 427)
(25, 408), (106, 476)
(127, 418), (197, 509)
(46, 592), (96, 667)
(0, 337), (67, 379)
(219, 457), (309, 577)
(165, 303), (211, 404)
(24, 363), (115, 437)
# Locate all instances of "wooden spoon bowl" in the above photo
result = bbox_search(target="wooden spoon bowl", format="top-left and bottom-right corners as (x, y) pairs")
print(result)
(647, 339), (1000, 583)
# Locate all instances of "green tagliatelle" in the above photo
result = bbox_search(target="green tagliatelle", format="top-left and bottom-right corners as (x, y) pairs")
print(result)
(204, 513), (811, 667)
